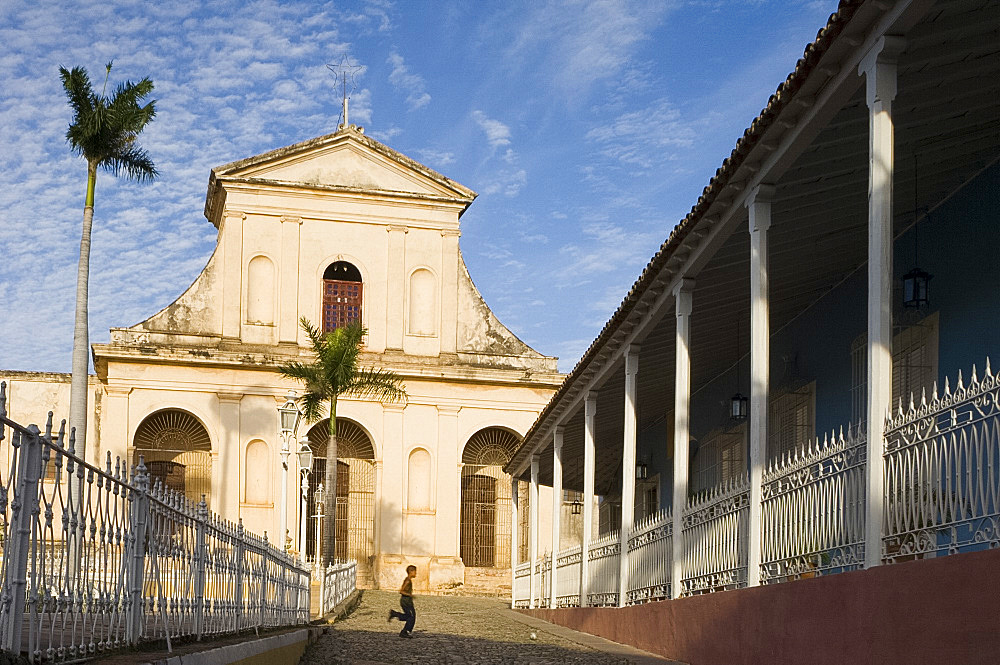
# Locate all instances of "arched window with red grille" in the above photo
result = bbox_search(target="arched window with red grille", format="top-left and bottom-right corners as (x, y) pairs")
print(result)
(322, 261), (363, 332)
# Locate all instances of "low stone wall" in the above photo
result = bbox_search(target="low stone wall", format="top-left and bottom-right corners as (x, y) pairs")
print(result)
(522, 548), (1000, 665)
(137, 627), (325, 665)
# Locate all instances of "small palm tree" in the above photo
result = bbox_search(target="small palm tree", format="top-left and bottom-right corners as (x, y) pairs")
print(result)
(61, 62), (157, 462)
(281, 318), (407, 566)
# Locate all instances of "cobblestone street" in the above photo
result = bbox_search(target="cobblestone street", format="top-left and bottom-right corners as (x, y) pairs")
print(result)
(301, 591), (675, 665)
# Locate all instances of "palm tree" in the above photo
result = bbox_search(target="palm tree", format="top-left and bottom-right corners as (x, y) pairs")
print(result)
(281, 318), (407, 566)
(61, 62), (157, 464)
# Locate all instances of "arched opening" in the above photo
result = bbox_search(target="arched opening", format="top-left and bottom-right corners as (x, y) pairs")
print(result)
(461, 427), (521, 568)
(305, 418), (376, 584)
(322, 261), (363, 333)
(133, 410), (213, 508)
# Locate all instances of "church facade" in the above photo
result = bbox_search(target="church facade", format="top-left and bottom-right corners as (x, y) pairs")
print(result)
(1, 124), (564, 591)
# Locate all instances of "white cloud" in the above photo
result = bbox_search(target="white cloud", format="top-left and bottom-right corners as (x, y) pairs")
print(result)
(586, 98), (696, 169)
(415, 149), (456, 167)
(471, 110), (512, 149)
(387, 52), (431, 110)
(511, 0), (672, 97)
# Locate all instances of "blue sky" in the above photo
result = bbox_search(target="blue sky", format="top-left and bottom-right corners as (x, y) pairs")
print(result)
(0, 0), (837, 373)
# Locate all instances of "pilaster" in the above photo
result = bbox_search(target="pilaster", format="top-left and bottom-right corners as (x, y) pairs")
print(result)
(221, 211), (245, 341)
(216, 392), (243, 523)
(440, 230), (461, 354)
(385, 225), (408, 351)
(278, 216), (302, 345)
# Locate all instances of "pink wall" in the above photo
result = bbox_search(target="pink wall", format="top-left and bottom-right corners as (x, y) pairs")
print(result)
(523, 548), (1000, 665)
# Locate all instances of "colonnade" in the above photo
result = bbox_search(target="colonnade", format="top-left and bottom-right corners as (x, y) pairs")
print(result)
(511, 35), (904, 607)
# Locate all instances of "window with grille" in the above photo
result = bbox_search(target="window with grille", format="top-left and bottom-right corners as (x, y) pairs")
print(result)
(850, 312), (939, 425)
(768, 382), (815, 462)
(322, 261), (363, 333)
(691, 425), (746, 494)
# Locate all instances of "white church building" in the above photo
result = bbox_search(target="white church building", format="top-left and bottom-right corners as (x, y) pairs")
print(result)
(1, 123), (567, 592)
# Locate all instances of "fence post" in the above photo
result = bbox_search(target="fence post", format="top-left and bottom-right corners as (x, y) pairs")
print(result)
(2, 426), (43, 653)
(194, 497), (208, 640)
(127, 458), (150, 645)
(234, 520), (245, 631)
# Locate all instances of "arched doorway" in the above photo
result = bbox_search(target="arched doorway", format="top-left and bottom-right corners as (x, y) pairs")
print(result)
(322, 261), (363, 332)
(461, 427), (520, 568)
(133, 410), (213, 508)
(306, 418), (376, 584)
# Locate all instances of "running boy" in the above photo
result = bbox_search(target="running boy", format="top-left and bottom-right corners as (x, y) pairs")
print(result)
(387, 564), (417, 637)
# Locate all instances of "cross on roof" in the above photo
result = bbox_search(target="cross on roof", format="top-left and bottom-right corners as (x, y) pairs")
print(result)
(326, 55), (363, 128)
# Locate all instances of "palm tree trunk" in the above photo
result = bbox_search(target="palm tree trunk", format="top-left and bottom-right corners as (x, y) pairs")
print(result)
(323, 399), (339, 567)
(68, 161), (96, 585)
(69, 162), (96, 463)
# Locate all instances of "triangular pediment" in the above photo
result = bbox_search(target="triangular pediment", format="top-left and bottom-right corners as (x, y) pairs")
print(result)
(212, 127), (476, 201)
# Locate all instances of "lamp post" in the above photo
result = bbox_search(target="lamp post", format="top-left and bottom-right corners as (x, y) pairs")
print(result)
(313, 483), (326, 572)
(278, 390), (302, 554)
(297, 438), (314, 567)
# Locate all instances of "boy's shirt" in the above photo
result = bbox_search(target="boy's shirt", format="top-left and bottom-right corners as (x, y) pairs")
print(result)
(400, 576), (413, 597)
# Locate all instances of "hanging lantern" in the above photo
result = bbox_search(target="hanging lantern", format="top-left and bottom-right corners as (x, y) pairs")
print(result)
(570, 499), (583, 515)
(635, 461), (648, 480)
(902, 267), (932, 309)
(731, 392), (748, 420)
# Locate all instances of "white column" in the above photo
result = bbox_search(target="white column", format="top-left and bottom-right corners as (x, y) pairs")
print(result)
(618, 345), (640, 607)
(510, 476), (519, 608)
(860, 36), (905, 569)
(550, 427), (564, 609)
(528, 453), (540, 608)
(580, 391), (597, 606)
(746, 184), (774, 587)
(671, 279), (694, 599)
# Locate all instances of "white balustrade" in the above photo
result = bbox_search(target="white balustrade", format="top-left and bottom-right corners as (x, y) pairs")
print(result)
(681, 476), (749, 596)
(586, 530), (620, 607)
(760, 426), (867, 583)
(554, 544), (582, 607)
(512, 562), (531, 608)
(883, 360), (1000, 561)
(320, 560), (357, 615)
(626, 507), (672, 604)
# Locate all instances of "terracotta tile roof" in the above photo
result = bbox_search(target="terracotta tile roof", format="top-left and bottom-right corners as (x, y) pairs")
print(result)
(505, 0), (866, 473)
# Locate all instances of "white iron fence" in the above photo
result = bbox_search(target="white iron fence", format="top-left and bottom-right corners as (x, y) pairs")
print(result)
(0, 385), (310, 663)
(760, 426), (866, 582)
(513, 359), (1000, 610)
(585, 530), (620, 607)
(554, 545), (582, 607)
(884, 363), (1000, 561)
(681, 477), (749, 595)
(319, 560), (356, 616)
(512, 562), (530, 609)
(627, 507), (672, 603)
